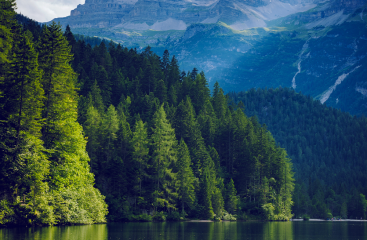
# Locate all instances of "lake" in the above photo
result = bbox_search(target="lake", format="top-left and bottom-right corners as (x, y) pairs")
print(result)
(1, 221), (367, 240)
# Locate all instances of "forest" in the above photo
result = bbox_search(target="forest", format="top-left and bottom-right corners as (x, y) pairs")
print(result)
(0, 0), (294, 225)
(230, 88), (367, 219)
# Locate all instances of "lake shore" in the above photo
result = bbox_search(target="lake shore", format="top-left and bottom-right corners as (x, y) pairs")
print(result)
(292, 219), (367, 222)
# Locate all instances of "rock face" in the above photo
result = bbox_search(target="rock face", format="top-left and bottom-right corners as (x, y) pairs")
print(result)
(51, 0), (317, 30)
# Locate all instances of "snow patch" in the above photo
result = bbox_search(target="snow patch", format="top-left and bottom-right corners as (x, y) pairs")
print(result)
(201, 15), (221, 24)
(116, 18), (187, 31)
(150, 18), (187, 31)
(356, 87), (367, 96)
(245, 1), (316, 21)
(229, 0), (316, 30)
(306, 11), (349, 29)
(320, 66), (360, 104)
(185, 0), (218, 7)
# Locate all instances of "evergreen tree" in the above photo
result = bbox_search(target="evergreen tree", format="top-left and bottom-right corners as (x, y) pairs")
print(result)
(176, 139), (196, 213)
(131, 119), (149, 197)
(37, 22), (108, 224)
(151, 104), (178, 211)
(225, 179), (237, 214)
(200, 166), (214, 219)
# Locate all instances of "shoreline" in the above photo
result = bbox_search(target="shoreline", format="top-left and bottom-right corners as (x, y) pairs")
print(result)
(292, 219), (367, 222)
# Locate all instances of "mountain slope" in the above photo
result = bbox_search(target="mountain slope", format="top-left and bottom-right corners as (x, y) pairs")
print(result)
(51, 0), (316, 31)
(220, 4), (367, 115)
(230, 87), (367, 218)
(48, 0), (367, 116)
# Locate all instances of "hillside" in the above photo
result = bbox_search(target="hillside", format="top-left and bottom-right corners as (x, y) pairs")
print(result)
(230, 88), (367, 219)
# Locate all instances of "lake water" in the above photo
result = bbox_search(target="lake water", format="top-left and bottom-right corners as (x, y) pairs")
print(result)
(1, 221), (367, 240)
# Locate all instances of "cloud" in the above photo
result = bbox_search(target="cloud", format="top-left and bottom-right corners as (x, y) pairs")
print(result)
(15, 0), (85, 22)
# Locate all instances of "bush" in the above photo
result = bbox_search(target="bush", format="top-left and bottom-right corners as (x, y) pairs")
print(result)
(167, 211), (182, 221)
(0, 200), (15, 225)
(130, 214), (152, 222)
(213, 215), (222, 221)
(153, 211), (166, 221)
(303, 214), (310, 221)
(236, 212), (247, 221)
(222, 211), (236, 221)
(262, 203), (275, 220)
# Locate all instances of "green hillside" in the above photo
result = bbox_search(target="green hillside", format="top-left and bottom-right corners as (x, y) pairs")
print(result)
(230, 88), (367, 219)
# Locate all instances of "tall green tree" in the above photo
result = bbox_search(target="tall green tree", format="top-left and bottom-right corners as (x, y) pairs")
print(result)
(225, 179), (237, 214)
(176, 139), (196, 213)
(36, 22), (108, 223)
(131, 119), (149, 197)
(151, 104), (178, 211)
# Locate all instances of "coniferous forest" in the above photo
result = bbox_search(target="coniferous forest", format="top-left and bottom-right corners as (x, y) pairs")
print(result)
(0, 0), (294, 225)
(230, 88), (367, 219)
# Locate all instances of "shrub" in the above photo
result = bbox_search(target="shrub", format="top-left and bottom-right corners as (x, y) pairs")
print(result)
(167, 211), (181, 221)
(0, 200), (15, 225)
(130, 214), (152, 222)
(222, 211), (236, 221)
(153, 211), (166, 221)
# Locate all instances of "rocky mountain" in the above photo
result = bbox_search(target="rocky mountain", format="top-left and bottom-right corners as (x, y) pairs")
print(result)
(50, 0), (367, 115)
(52, 0), (316, 31)
(219, 1), (367, 115)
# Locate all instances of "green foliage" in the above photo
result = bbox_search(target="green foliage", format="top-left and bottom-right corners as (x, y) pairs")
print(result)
(222, 211), (237, 221)
(262, 203), (275, 220)
(129, 213), (152, 222)
(176, 139), (196, 212)
(0, 200), (14, 225)
(231, 87), (367, 219)
(166, 211), (183, 221)
(153, 211), (166, 221)
(0, 4), (107, 226)
(1, 16), (297, 224)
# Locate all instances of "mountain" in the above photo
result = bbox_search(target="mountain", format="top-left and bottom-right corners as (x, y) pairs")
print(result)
(52, 0), (316, 31)
(220, 1), (367, 115)
(49, 0), (367, 116)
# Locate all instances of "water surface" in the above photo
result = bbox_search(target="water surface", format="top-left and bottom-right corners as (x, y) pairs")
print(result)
(1, 221), (367, 240)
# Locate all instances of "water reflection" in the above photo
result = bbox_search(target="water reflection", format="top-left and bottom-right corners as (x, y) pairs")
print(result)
(1, 221), (367, 240)
(0, 224), (107, 240)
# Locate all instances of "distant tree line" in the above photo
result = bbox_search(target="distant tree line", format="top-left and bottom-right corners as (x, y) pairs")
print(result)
(230, 88), (367, 219)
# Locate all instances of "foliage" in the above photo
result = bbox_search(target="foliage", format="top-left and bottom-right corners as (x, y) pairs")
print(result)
(230, 87), (367, 219)
(0, 1), (107, 226)
(153, 211), (166, 222)
(1, 7), (296, 224)
(222, 211), (237, 221)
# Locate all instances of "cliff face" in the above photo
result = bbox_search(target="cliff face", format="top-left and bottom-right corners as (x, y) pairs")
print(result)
(51, 0), (316, 30)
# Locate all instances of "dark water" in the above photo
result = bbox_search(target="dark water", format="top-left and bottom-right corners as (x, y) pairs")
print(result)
(1, 221), (367, 240)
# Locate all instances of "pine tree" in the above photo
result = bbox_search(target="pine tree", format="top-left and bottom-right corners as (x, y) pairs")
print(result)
(0, 0), (15, 67)
(0, 28), (51, 223)
(200, 166), (214, 219)
(176, 139), (196, 213)
(36, 22), (108, 224)
(225, 179), (237, 214)
(151, 104), (178, 211)
(131, 119), (149, 197)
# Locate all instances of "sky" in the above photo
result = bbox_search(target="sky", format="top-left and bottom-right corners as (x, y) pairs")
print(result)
(15, 0), (85, 23)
